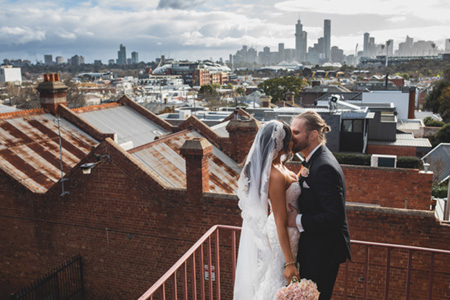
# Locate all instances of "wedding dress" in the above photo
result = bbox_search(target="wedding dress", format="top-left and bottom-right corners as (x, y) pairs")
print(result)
(234, 120), (301, 300)
(255, 180), (301, 299)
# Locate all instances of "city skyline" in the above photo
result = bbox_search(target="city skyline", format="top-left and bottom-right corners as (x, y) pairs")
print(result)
(1, 0), (449, 64)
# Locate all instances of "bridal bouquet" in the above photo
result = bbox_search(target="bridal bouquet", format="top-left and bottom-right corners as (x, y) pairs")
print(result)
(275, 277), (320, 300)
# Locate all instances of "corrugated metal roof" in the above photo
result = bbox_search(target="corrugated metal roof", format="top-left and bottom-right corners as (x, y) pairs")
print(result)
(78, 105), (169, 148)
(368, 133), (432, 147)
(0, 104), (21, 113)
(0, 114), (98, 193)
(131, 130), (241, 194)
(210, 121), (230, 138)
(421, 143), (450, 183)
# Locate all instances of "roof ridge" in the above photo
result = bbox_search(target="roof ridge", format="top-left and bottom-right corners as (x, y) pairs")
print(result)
(128, 129), (190, 154)
(72, 102), (121, 113)
(0, 108), (45, 119)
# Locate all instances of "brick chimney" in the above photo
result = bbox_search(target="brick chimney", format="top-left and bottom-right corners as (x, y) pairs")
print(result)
(408, 86), (416, 119)
(37, 73), (68, 115)
(180, 138), (213, 201)
(226, 117), (260, 163)
(285, 90), (295, 105)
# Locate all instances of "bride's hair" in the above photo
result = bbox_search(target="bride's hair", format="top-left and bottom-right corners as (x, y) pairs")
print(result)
(279, 120), (292, 156)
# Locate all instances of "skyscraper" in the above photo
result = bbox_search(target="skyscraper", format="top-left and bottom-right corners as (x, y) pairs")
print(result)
(131, 51), (139, 64)
(117, 44), (127, 65)
(295, 18), (307, 62)
(446, 39), (450, 53)
(324, 19), (331, 61)
(44, 55), (53, 66)
(363, 33), (370, 56)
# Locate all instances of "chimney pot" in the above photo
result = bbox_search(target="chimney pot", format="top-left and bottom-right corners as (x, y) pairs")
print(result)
(37, 73), (68, 115)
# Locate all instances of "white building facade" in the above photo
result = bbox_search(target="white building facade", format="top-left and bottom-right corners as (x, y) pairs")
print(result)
(0, 66), (22, 84)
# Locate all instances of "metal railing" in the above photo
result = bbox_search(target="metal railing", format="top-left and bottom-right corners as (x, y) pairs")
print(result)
(139, 225), (240, 300)
(10, 254), (84, 300)
(138, 225), (450, 300)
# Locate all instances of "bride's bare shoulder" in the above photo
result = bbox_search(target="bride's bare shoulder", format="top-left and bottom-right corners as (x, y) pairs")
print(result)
(269, 166), (287, 188)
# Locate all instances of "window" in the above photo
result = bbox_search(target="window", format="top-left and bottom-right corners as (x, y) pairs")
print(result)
(342, 119), (363, 133)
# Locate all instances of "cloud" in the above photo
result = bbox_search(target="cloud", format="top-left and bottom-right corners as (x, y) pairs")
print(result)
(0, 0), (448, 63)
(274, 0), (450, 22)
(157, 0), (205, 10)
(0, 26), (46, 44)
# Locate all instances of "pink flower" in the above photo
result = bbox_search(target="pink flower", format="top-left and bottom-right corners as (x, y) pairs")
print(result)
(300, 166), (309, 178)
(275, 279), (320, 300)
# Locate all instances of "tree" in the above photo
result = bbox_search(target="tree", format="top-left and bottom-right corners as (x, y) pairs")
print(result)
(198, 84), (218, 98)
(424, 68), (450, 113)
(431, 123), (450, 147)
(257, 75), (303, 103)
(236, 87), (246, 96)
(225, 82), (234, 90)
(437, 86), (450, 119)
(64, 78), (87, 108)
(423, 116), (445, 127)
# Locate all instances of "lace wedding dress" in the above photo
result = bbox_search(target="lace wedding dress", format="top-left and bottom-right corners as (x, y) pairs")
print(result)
(255, 181), (301, 300)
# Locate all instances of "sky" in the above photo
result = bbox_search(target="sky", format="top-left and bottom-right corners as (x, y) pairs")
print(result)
(1, 0), (449, 64)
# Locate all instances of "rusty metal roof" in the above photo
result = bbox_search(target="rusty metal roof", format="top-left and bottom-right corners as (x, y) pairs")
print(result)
(130, 130), (241, 194)
(0, 113), (98, 193)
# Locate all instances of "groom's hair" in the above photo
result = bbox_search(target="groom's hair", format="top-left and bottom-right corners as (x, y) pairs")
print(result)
(292, 111), (331, 144)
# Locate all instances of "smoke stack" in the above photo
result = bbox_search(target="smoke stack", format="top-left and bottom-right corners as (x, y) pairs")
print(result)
(37, 73), (68, 115)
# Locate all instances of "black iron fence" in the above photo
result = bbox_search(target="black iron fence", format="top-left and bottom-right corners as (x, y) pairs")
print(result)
(10, 254), (84, 300)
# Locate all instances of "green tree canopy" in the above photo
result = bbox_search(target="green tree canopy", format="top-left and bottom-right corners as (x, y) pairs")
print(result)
(423, 116), (445, 127)
(257, 75), (303, 103)
(198, 84), (218, 98)
(431, 123), (450, 147)
(236, 87), (246, 96)
(424, 67), (450, 114)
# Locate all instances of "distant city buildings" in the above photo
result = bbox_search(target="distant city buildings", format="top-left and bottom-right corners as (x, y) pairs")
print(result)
(68, 55), (85, 65)
(131, 52), (139, 64)
(115, 44), (139, 65)
(55, 56), (65, 65)
(44, 54), (53, 66)
(446, 39), (450, 53)
(295, 18), (307, 62)
(117, 44), (127, 65)
(231, 17), (344, 66)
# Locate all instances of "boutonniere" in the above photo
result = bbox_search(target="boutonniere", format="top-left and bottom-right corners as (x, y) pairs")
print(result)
(300, 160), (311, 178)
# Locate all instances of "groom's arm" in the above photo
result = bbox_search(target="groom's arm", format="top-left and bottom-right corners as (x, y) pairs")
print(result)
(301, 164), (346, 232)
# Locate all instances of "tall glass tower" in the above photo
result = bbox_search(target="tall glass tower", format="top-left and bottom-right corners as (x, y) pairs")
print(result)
(117, 44), (127, 65)
(324, 19), (331, 61)
(295, 18), (307, 62)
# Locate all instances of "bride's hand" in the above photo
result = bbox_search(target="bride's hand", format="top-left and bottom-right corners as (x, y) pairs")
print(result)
(283, 264), (300, 284)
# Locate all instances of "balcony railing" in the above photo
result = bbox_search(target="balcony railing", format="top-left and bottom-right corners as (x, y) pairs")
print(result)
(138, 225), (450, 300)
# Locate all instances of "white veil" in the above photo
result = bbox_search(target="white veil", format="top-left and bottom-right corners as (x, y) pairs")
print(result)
(233, 120), (286, 300)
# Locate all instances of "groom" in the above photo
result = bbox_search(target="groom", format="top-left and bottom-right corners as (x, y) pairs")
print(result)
(288, 111), (351, 300)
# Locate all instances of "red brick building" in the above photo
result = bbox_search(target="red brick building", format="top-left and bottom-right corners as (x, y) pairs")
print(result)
(1, 74), (449, 299)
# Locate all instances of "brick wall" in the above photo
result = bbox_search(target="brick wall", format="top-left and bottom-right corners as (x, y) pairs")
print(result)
(333, 205), (450, 300)
(343, 164), (432, 210)
(0, 146), (447, 300)
(367, 144), (417, 157)
(286, 162), (432, 210)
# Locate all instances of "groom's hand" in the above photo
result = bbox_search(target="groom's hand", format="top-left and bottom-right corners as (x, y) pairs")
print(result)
(287, 204), (299, 228)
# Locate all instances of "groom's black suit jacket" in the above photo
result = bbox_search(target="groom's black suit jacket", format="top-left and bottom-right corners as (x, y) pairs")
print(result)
(297, 145), (351, 269)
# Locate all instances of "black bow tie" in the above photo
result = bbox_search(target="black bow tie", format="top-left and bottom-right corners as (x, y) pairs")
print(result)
(301, 160), (310, 167)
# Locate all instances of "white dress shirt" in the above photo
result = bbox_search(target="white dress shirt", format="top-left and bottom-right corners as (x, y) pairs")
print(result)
(295, 144), (321, 232)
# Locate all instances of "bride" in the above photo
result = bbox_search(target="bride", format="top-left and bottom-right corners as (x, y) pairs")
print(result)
(233, 120), (301, 300)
